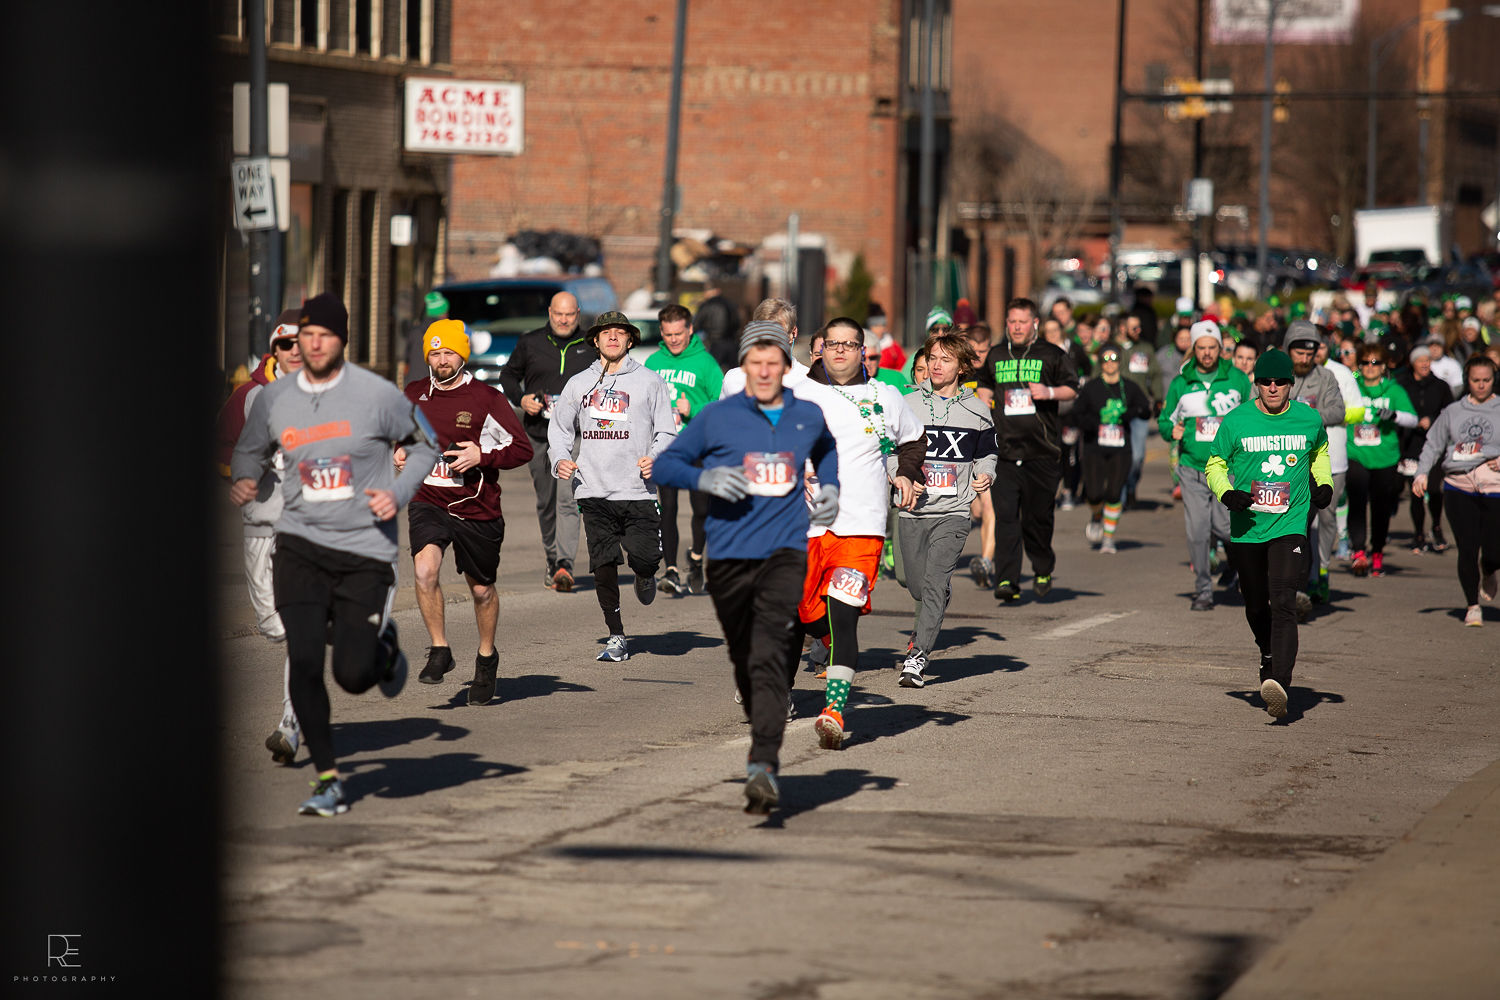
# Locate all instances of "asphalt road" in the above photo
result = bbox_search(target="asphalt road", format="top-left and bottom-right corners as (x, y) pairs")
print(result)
(217, 442), (1499, 999)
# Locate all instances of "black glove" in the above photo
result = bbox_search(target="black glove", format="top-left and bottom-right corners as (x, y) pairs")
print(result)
(1221, 489), (1253, 512)
(1311, 481), (1333, 510)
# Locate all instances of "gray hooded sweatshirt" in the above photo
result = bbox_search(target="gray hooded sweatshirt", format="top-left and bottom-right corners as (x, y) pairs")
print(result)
(891, 381), (1000, 518)
(548, 356), (677, 500)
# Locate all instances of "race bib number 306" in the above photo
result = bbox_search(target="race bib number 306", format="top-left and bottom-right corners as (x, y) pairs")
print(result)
(1249, 479), (1290, 514)
(299, 455), (354, 502)
(743, 451), (796, 496)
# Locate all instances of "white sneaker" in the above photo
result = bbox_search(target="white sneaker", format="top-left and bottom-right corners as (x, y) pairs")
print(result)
(597, 635), (630, 661)
(1465, 605), (1483, 627)
(1260, 679), (1288, 719)
(265, 718), (300, 765)
(1481, 570), (1498, 603)
(1085, 519), (1104, 544)
(899, 650), (927, 689)
(1099, 536), (1117, 554)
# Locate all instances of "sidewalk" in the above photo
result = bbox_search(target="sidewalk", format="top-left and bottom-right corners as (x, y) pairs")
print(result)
(1221, 756), (1500, 999)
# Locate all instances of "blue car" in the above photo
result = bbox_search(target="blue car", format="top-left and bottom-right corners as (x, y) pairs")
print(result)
(433, 276), (619, 386)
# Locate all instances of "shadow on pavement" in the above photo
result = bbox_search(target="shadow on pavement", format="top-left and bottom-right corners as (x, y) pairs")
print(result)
(935, 624), (1005, 652)
(644, 629), (725, 656)
(927, 647), (1026, 684)
(549, 844), (766, 862)
(753, 767), (900, 827)
(345, 751), (528, 801)
(1418, 605), (1498, 623)
(430, 674), (596, 710)
(1225, 686), (1345, 725)
(1009, 584), (1102, 604)
(838, 699), (971, 746)
(329, 716), (470, 756)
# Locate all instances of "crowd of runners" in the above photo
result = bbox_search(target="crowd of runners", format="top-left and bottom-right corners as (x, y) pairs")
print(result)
(218, 284), (1500, 817)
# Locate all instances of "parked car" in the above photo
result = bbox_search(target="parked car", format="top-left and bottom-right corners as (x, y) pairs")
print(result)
(1039, 269), (1105, 314)
(432, 276), (618, 386)
(1390, 260), (1495, 305)
(1340, 260), (1409, 292)
(624, 309), (664, 364)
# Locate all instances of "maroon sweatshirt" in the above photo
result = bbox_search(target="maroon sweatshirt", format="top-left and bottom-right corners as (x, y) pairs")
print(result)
(404, 373), (533, 520)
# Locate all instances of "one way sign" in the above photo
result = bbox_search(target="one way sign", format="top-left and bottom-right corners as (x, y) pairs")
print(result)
(231, 157), (276, 233)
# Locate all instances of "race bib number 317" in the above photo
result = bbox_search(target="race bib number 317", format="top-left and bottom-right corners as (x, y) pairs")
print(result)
(299, 455), (354, 502)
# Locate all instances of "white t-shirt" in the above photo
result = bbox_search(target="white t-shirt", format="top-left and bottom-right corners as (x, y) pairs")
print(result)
(795, 379), (925, 538)
(1323, 358), (1359, 474)
(719, 359), (810, 398)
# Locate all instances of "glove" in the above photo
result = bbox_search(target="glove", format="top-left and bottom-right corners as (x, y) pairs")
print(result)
(808, 484), (840, 527)
(1311, 482), (1333, 510)
(697, 465), (749, 501)
(1221, 489), (1253, 512)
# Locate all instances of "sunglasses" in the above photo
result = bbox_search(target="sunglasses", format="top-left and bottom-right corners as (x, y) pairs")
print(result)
(1255, 377), (1293, 387)
(272, 338), (297, 351)
(1360, 360), (1385, 367)
(1100, 353), (1120, 362)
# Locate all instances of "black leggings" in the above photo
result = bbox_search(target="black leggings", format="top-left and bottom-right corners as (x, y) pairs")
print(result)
(1346, 462), (1400, 554)
(1407, 482), (1444, 539)
(658, 486), (708, 566)
(1443, 489), (1500, 605)
(1231, 534), (1304, 690)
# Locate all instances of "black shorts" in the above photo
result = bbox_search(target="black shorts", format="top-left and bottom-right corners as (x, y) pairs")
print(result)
(273, 532), (395, 618)
(1081, 446), (1132, 506)
(407, 501), (505, 585)
(577, 498), (662, 573)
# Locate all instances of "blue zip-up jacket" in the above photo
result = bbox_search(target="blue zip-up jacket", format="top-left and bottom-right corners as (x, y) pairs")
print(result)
(653, 387), (839, 560)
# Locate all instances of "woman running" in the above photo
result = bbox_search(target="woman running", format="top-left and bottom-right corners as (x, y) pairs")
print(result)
(1346, 344), (1418, 577)
(1073, 344), (1151, 553)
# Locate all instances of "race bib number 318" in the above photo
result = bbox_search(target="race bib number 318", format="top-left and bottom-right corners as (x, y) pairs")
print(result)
(743, 451), (796, 496)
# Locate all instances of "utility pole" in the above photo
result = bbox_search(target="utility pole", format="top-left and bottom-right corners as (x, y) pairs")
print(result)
(1191, 0), (1205, 312)
(1107, 0), (1127, 307)
(653, 0), (688, 304)
(915, 0), (936, 330)
(246, 0), (274, 363)
(1255, 0), (1280, 303)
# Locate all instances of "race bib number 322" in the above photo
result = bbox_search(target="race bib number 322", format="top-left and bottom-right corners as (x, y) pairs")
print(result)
(299, 455), (354, 502)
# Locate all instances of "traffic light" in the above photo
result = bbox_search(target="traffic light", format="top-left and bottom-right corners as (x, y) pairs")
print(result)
(1273, 78), (1290, 123)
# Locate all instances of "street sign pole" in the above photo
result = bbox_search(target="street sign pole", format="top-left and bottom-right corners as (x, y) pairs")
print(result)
(246, 0), (273, 363)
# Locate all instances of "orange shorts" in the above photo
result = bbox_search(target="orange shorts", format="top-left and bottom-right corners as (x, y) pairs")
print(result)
(798, 532), (883, 624)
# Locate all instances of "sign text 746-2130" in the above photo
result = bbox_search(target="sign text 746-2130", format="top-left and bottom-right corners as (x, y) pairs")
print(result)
(404, 79), (524, 156)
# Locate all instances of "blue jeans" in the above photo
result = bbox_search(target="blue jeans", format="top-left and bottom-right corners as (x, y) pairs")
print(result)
(1120, 417), (1151, 502)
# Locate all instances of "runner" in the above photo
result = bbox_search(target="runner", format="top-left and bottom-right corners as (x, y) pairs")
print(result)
(719, 298), (808, 398)
(1206, 348), (1334, 719)
(644, 303), (723, 595)
(1346, 344), (1419, 577)
(397, 319), (533, 705)
(1396, 344), (1456, 554)
(973, 297), (1081, 602)
(796, 317), (926, 748)
(1159, 320), (1253, 611)
(652, 320), (840, 813)
(1117, 315), (1161, 507)
(229, 293), (438, 816)
(1280, 320), (1349, 608)
(548, 311), (677, 661)
(1073, 344), (1152, 554)
(894, 331), (997, 687)
(1412, 355), (1500, 627)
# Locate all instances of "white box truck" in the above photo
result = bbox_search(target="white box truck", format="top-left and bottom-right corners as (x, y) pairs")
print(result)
(1353, 205), (1452, 268)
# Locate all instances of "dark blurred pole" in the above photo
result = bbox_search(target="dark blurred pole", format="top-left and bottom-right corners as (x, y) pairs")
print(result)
(1191, 0), (1205, 311)
(0, 0), (219, 988)
(247, 0), (273, 360)
(1255, 0), (1279, 302)
(915, 0), (936, 321)
(1108, 0), (1127, 306)
(653, 0), (688, 304)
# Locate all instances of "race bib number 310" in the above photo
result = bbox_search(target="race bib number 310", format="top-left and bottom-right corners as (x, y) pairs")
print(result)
(299, 455), (354, 502)
(743, 451), (796, 496)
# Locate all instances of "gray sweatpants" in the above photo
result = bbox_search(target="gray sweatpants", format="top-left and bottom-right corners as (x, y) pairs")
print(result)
(1311, 471), (1347, 580)
(1180, 464), (1231, 603)
(897, 514), (971, 653)
(527, 434), (579, 568)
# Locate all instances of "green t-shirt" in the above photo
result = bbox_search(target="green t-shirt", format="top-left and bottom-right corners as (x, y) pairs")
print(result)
(1208, 400), (1329, 543)
(1349, 377), (1415, 471)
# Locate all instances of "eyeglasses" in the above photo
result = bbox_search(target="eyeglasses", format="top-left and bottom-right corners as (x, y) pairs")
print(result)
(1256, 377), (1293, 387)
(272, 338), (297, 351)
(1338, 347), (1356, 355)
(1360, 360), (1385, 367)
(823, 340), (861, 353)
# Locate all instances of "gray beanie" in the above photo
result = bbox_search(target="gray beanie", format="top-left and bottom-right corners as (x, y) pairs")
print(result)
(738, 320), (793, 364)
(1283, 319), (1321, 350)
(1408, 345), (1432, 362)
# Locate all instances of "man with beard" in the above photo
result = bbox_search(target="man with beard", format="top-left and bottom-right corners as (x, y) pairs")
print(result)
(1281, 321), (1349, 609)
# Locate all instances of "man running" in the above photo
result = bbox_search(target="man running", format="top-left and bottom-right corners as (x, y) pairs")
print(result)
(653, 320), (840, 813)
(1281, 320), (1350, 606)
(972, 297), (1081, 602)
(796, 317), (926, 749)
(549, 312), (677, 662)
(719, 298), (808, 397)
(397, 319), (533, 705)
(1207, 348), (1333, 719)
(499, 291), (595, 592)
(644, 303), (723, 595)
(1159, 320), (1253, 611)
(894, 330), (997, 687)
(230, 293), (438, 816)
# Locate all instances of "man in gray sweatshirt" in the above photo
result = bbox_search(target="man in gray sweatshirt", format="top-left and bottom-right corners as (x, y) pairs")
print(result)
(1284, 320), (1350, 608)
(549, 311), (677, 661)
(230, 293), (438, 818)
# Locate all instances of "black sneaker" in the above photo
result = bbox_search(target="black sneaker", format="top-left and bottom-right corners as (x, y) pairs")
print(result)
(687, 555), (705, 594)
(1190, 596), (1214, 611)
(635, 571), (657, 606)
(994, 580), (1020, 602)
(660, 566), (684, 595)
(418, 646), (455, 684)
(468, 651), (499, 705)
(376, 621), (406, 698)
(1259, 653), (1273, 684)
(1033, 574), (1052, 598)
(544, 560), (557, 589)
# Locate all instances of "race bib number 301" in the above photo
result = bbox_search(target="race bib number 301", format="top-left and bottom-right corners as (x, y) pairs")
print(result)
(743, 451), (796, 496)
(1003, 387), (1036, 416)
(923, 461), (959, 496)
(1249, 479), (1290, 514)
(299, 455), (354, 502)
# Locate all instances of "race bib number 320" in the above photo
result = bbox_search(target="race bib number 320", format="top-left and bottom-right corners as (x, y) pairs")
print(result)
(743, 451), (795, 496)
(299, 455), (354, 502)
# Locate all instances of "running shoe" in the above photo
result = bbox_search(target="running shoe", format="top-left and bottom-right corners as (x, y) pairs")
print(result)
(298, 776), (349, 817)
(1336, 537), (1352, 561)
(660, 566), (684, 595)
(1295, 591), (1312, 622)
(806, 639), (830, 672)
(899, 650), (927, 689)
(1464, 605), (1483, 627)
(1482, 568), (1498, 603)
(376, 621), (407, 698)
(686, 556), (705, 594)
(635, 571), (657, 606)
(814, 708), (845, 750)
(552, 562), (574, 593)
(994, 579), (1020, 603)
(468, 651), (499, 705)
(543, 560), (557, 590)
(1309, 575), (1330, 604)
(265, 719), (300, 765)
(743, 762), (779, 814)
(418, 645), (455, 684)
(1370, 552), (1385, 578)
(970, 556), (995, 589)
(1085, 518), (1104, 544)
(1190, 596), (1214, 612)
(786, 695), (796, 722)
(1410, 533), (1427, 555)
(1172, 484), (1182, 501)
(1429, 527), (1449, 553)
(597, 634), (630, 662)
(1349, 550), (1369, 577)
(1260, 679), (1288, 719)
(1058, 491), (1076, 511)
(1099, 536), (1117, 555)
(1033, 574), (1053, 598)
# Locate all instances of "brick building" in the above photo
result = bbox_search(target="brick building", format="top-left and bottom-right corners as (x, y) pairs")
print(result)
(444, 0), (952, 342)
(215, 0), (454, 381)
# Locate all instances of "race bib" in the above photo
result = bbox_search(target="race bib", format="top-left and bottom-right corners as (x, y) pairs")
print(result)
(1451, 438), (1483, 463)
(743, 451), (796, 497)
(827, 566), (871, 608)
(1249, 479), (1290, 514)
(1296, 393), (1317, 408)
(1003, 387), (1035, 416)
(1353, 423), (1381, 447)
(424, 455), (464, 488)
(1129, 353), (1150, 374)
(1395, 458), (1419, 477)
(299, 455), (354, 503)
(1061, 426), (1080, 445)
(1194, 416), (1220, 443)
(1098, 423), (1126, 448)
(543, 393), (559, 420)
(587, 388), (630, 423)
(923, 461), (959, 496)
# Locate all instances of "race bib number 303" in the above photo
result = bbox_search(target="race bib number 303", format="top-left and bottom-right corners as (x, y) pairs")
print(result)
(743, 451), (796, 496)
(587, 388), (630, 422)
(1194, 416), (1221, 443)
(299, 455), (354, 503)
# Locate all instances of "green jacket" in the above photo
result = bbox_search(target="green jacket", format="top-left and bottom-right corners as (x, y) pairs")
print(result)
(1347, 376), (1416, 471)
(645, 334), (724, 428)
(1158, 358), (1254, 471)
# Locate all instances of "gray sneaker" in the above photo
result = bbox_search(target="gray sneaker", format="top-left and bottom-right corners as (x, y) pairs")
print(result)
(298, 776), (348, 817)
(597, 634), (630, 662)
(899, 650), (927, 688)
(265, 718), (300, 765)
